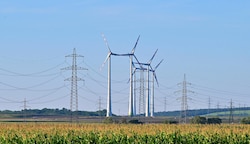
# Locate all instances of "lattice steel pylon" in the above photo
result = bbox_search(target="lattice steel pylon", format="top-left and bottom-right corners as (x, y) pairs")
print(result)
(178, 74), (192, 124)
(229, 99), (234, 124)
(62, 48), (87, 122)
(139, 69), (145, 115)
(21, 98), (29, 122)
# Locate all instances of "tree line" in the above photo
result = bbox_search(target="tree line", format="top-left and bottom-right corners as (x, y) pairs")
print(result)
(0, 108), (107, 118)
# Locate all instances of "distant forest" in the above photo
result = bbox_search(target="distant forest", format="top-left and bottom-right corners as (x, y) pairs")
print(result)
(0, 108), (107, 118)
(0, 107), (250, 118)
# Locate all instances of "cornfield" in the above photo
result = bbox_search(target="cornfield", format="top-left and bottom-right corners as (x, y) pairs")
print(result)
(0, 123), (249, 143)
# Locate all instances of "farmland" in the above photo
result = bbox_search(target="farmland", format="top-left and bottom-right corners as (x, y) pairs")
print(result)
(0, 123), (249, 143)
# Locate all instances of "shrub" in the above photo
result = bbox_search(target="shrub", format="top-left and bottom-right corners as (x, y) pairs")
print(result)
(207, 118), (222, 124)
(120, 118), (127, 124)
(164, 120), (178, 124)
(103, 117), (113, 124)
(241, 117), (250, 124)
(128, 119), (143, 124)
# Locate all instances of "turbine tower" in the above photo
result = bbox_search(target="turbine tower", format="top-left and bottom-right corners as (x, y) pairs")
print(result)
(133, 67), (137, 115)
(62, 48), (87, 122)
(129, 36), (140, 117)
(101, 34), (140, 117)
(150, 59), (163, 117)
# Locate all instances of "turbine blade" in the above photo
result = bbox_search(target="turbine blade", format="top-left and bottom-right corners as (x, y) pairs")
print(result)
(133, 55), (144, 69)
(131, 62), (134, 69)
(100, 52), (111, 71)
(155, 59), (163, 70)
(127, 67), (137, 84)
(148, 49), (158, 64)
(101, 33), (111, 52)
(131, 35), (140, 54)
(153, 72), (160, 87)
(149, 65), (154, 72)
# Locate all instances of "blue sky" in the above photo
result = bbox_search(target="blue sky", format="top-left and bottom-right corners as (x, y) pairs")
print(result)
(0, 1), (249, 115)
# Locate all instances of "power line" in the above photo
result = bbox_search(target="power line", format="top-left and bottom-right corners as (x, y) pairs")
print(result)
(0, 74), (61, 91)
(0, 96), (21, 103)
(27, 85), (68, 102)
(191, 89), (249, 105)
(78, 95), (97, 104)
(29, 93), (69, 105)
(191, 84), (250, 97)
(0, 62), (65, 77)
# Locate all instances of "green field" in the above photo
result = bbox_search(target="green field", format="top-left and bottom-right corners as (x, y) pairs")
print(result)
(0, 123), (250, 143)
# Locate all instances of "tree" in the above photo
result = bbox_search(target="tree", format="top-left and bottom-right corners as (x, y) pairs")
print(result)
(241, 117), (250, 124)
(164, 119), (178, 124)
(191, 116), (206, 124)
(128, 119), (143, 124)
(207, 118), (222, 124)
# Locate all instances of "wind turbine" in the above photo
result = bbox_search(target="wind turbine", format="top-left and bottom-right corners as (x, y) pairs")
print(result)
(133, 49), (158, 117)
(101, 36), (112, 117)
(101, 34), (140, 117)
(149, 59), (163, 117)
(129, 36), (140, 117)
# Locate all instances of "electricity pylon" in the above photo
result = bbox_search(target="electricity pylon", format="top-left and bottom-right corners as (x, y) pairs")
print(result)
(131, 65), (144, 116)
(23, 98), (27, 122)
(98, 96), (103, 116)
(62, 48), (87, 122)
(177, 74), (193, 124)
(139, 69), (145, 115)
(208, 96), (211, 115)
(21, 98), (29, 122)
(229, 99), (234, 124)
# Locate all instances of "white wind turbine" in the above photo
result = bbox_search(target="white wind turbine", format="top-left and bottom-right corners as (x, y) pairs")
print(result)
(149, 59), (163, 117)
(101, 34), (140, 117)
(133, 49), (159, 117)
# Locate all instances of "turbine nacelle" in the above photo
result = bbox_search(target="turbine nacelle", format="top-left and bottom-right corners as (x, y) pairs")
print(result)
(100, 34), (141, 71)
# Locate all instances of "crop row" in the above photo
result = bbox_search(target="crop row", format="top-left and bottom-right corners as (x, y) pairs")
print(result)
(0, 123), (249, 143)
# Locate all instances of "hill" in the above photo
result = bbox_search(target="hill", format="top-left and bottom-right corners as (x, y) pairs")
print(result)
(0, 107), (250, 121)
(154, 107), (250, 117)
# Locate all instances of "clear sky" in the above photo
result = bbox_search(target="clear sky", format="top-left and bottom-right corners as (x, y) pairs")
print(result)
(0, 1), (249, 115)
